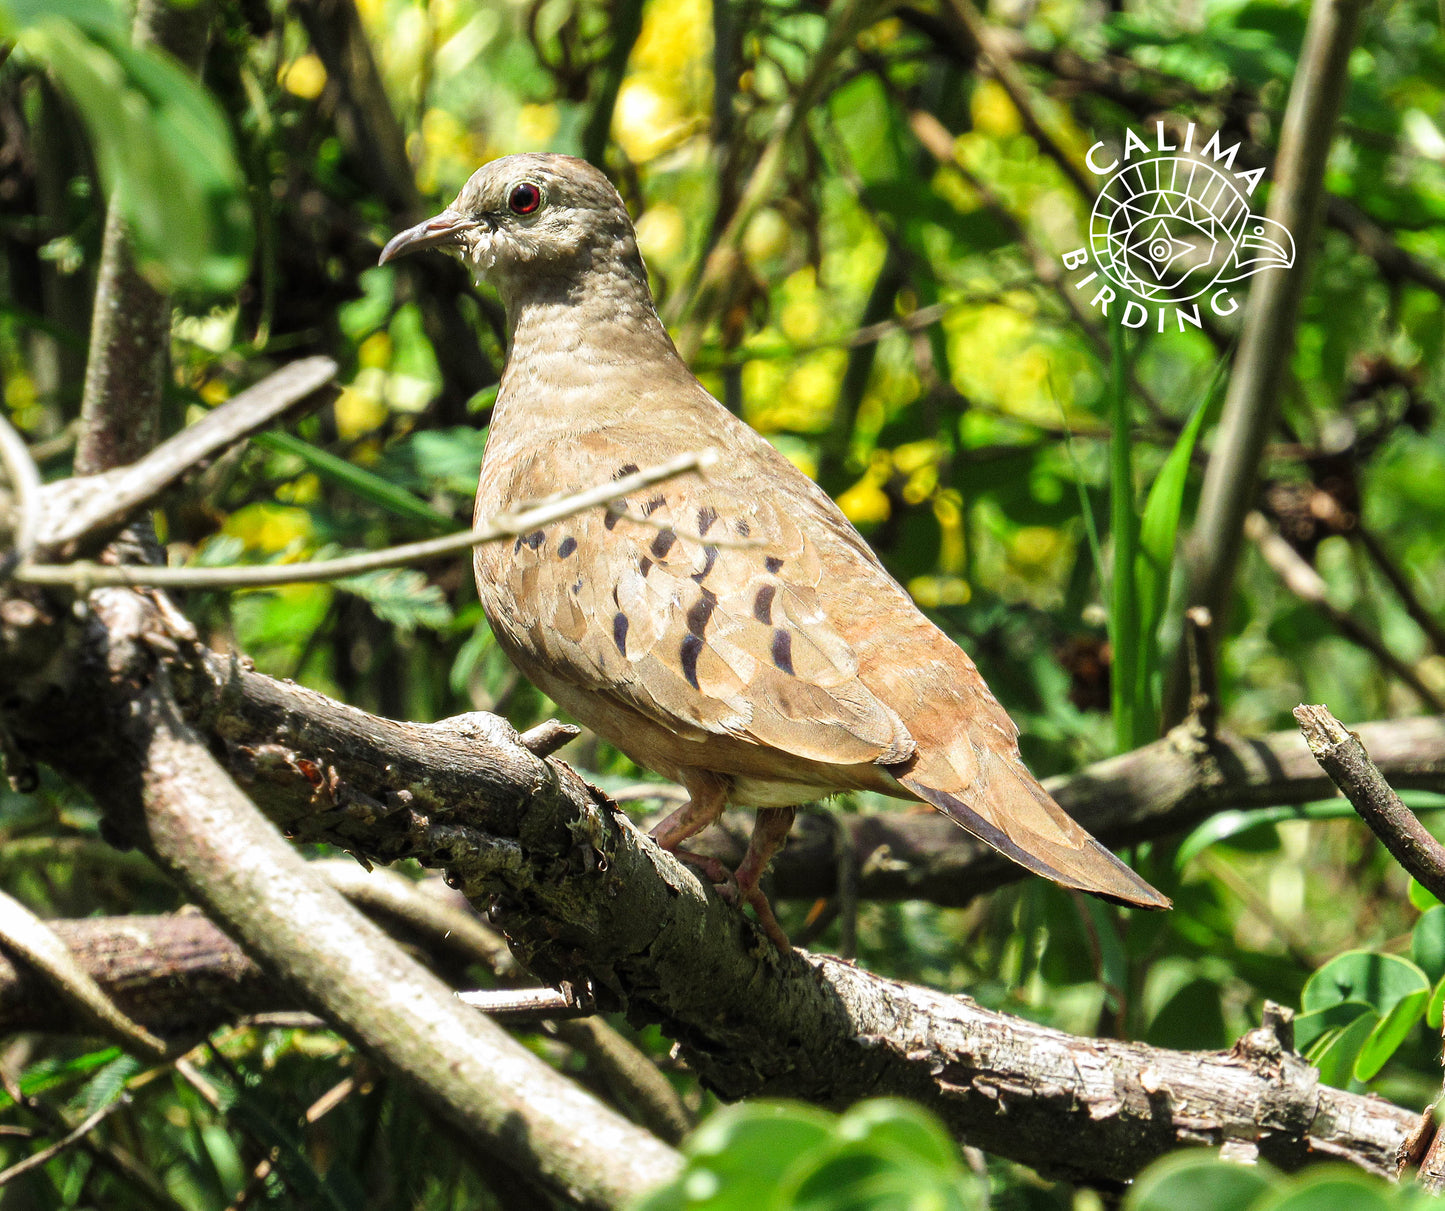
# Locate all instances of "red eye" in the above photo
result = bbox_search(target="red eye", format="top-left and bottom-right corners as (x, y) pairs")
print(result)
(508, 183), (542, 215)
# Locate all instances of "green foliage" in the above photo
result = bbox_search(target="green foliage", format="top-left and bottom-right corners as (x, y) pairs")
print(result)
(1296, 949), (1432, 1085)
(3, 0), (252, 294)
(634, 1100), (984, 1211)
(1126, 1151), (1433, 1211)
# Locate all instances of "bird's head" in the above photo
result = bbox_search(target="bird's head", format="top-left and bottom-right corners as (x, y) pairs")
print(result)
(379, 154), (641, 295)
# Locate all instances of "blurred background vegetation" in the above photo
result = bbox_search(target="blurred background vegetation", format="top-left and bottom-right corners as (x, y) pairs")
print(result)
(3, 0), (1445, 1205)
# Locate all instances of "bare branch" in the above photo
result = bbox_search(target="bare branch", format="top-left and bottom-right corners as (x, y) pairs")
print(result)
(73, 0), (214, 478)
(1295, 704), (1445, 902)
(33, 357), (337, 552)
(1179, 0), (1367, 655)
(17, 449), (718, 589)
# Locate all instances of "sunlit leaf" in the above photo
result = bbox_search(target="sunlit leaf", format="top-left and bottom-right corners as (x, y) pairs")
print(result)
(10, 7), (253, 292)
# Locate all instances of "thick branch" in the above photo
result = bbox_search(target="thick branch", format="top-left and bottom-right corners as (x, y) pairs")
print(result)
(4, 587), (1435, 1186)
(134, 637), (1419, 1183)
(102, 669), (679, 1209)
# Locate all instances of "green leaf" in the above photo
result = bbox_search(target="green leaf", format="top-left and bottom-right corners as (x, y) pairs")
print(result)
(82, 1052), (140, 1113)
(338, 568), (453, 632)
(1410, 878), (1443, 912)
(1428, 975), (1445, 1031)
(253, 431), (453, 529)
(1132, 364), (1219, 724)
(14, 14), (253, 293)
(1125, 1150), (1276, 1211)
(634, 1102), (833, 1210)
(1353, 987), (1429, 1081)
(1106, 321), (1140, 752)
(1412, 905), (1445, 981)
(1302, 950), (1430, 1016)
(831, 1099), (962, 1173)
(1293, 1001), (1375, 1053)
(1309, 1008), (1379, 1089)
(1251, 1169), (1396, 1211)
(378, 426), (490, 497)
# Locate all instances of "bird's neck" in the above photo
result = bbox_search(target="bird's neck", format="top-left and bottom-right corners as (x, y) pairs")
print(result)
(490, 253), (696, 437)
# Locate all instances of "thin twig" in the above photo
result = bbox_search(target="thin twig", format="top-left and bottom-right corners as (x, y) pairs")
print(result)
(1294, 704), (1445, 904)
(456, 986), (594, 1021)
(1247, 512), (1445, 711)
(1179, 0), (1367, 648)
(0, 1094), (132, 1187)
(0, 409), (42, 580)
(1355, 526), (1445, 657)
(16, 450), (718, 589)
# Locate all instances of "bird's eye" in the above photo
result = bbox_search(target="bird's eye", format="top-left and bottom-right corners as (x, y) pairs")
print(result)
(508, 183), (542, 216)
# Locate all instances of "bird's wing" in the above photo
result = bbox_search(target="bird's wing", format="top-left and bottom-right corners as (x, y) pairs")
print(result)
(474, 432), (916, 769)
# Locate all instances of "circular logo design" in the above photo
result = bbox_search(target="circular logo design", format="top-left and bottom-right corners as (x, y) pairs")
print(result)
(1089, 156), (1295, 304)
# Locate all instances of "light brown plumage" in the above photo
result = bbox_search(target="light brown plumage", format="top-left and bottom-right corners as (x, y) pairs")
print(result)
(380, 154), (1169, 947)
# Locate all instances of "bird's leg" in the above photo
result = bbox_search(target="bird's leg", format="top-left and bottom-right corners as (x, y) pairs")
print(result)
(649, 770), (733, 887)
(730, 806), (796, 953)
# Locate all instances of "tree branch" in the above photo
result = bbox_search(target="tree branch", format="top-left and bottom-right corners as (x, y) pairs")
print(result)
(90, 624), (1412, 1183)
(4, 582), (1438, 1188)
(1295, 704), (1445, 903)
(105, 671), (680, 1209)
(33, 358), (337, 553)
(73, 0), (213, 478)
(18, 448), (719, 588)
(1179, 0), (1367, 647)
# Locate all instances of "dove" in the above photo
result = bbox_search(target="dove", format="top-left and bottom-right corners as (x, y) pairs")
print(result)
(380, 154), (1169, 949)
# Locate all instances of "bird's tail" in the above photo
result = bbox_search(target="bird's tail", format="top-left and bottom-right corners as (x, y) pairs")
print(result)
(894, 748), (1170, 910)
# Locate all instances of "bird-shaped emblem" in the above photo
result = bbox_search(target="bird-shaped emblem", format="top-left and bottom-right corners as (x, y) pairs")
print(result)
(381, 154), (1169, 949)
(1090, 156), (1295, 303)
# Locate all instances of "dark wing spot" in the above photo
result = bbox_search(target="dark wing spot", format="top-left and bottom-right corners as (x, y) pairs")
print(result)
(513, 535), (523, 553)
(558, 536), (577, 558)
(697, 506), (717, 536)
(639, 556), (654, 577)
(604, 509), (621, 531)
(613, 612), (629, 655)
(771, 629), (794, 675)
(523, 529), (545, 550)
(679, 634), (703, 689)
(650, 529), (677, 559)
(613, 463), (640, 481)
(686, 588), (717, 637)
(753, 584), (775, 624)
(736, 520), (751, 537)
(642, 494), (666, 517)
(571, 577), (583, 594)
(690, 544), (718, 583)
(765, 556), (784, 574)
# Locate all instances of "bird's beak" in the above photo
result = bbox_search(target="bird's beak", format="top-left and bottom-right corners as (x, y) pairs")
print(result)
(378, 208), (478, 265)
(1235, 218), (1296, 270)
